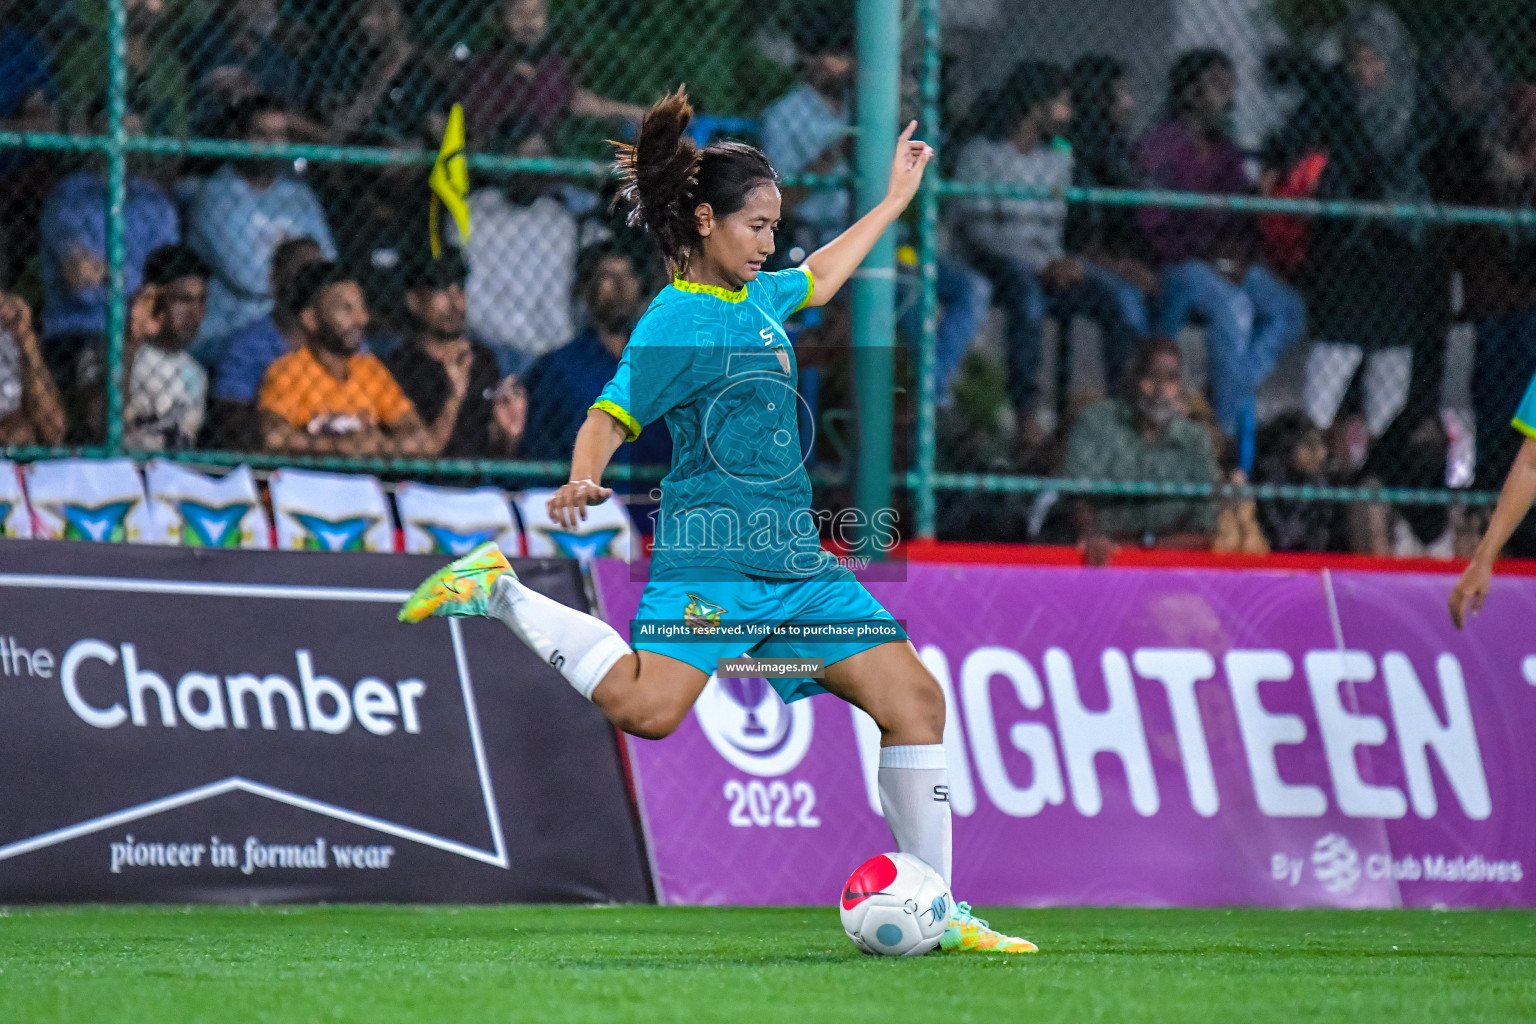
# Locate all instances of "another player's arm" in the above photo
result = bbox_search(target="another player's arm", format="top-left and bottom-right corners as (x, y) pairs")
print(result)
(800, 121), (933, 309)
(546, 409), (627, 528)
(1449, 436), (1536, 628)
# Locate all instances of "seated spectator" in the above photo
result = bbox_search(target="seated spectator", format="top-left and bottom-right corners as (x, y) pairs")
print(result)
(187, 0), (316, 139)
(0, 0), (56, 287)
(257, 261), (428, 457)
(59, 0), (190, 137)
(1347, 412), (1469, 558)
(1063, 337), (1220, 564)
(1286, 8), (1443, 444)
(761, 10), (855, 251)
(325, 165), (431, 343)
(1426, 76), (1536, 496)
(1252, 412), (1339, 552)
(760, 12), (984, 409)
(488, 375), (528, 458)
(458, 134), (578, 375)
(78, 245), (210, 450)
(0, 293), (65, 447)
(188, 95), (337, 355)
(459, 0), (643, 150)
(1067, 55), (1159, 334)
(383, 250), (504, 458)
(955, 60), (1142, 460)
(1137, 48), (1305, 441)
(0, 3), (54, 135)
(522, 242), (671, 465)
(210, 235), (325, 447)
(39, 108), (179, 409)
(303, 0), (451, 147)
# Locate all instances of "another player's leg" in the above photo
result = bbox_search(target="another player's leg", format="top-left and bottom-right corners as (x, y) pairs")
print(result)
(398, 542), (709, 737)
(822, 641), (1037, 954)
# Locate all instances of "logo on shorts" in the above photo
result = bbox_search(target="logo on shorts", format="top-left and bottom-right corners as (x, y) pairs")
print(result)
(684, 593), (726, 633)
(694, 675), (813, 777)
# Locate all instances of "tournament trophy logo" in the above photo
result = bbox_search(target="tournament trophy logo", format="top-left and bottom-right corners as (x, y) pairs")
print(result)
(693, 674), (814, 777)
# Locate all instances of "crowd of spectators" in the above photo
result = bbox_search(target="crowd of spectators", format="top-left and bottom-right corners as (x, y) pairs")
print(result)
(0, 0), (1530, 559)
(0, 0), (658, 475)
(922, 6), (1534, 561)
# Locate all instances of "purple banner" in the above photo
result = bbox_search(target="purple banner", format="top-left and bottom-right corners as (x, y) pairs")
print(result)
(592, 560), (1536, 908)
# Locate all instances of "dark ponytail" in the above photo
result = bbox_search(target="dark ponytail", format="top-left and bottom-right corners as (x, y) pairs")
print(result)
(612, 86), (778, 274)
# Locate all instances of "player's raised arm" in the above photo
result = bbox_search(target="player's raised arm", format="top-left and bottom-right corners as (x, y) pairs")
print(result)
(799, 121), (933, 309)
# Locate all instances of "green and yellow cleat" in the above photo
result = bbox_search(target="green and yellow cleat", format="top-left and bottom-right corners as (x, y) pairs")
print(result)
(398, 541), (514, 623)
(939, 902), (1039, 954)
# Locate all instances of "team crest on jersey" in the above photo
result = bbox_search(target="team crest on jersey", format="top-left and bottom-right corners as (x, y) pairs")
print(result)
(684, 593), (726, 633)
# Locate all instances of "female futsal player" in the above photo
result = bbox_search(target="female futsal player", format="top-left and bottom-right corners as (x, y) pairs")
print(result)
(401, 88), (1035, 953)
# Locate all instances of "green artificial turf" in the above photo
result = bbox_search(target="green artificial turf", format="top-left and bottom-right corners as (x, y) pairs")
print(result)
(2, 905), (1534, 1023)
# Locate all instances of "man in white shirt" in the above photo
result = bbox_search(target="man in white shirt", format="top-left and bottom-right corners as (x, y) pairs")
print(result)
(457, 133), (577, 376)
(79, 245), (210, 450)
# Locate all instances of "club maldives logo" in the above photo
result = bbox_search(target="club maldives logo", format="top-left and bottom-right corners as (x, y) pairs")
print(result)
(1312, 833), (1362, 895)
(290, 513), (377, 552)
(178, 501), (251, 548)
(537, 527), (623, 563)
(58, 500), (135, 542)
(693, 674), (813, 777)
(417, 523), (503, 556)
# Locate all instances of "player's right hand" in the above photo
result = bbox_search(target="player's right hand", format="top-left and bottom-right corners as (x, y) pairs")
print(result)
(1448, 558), (1492, 629)
(547, 478), (612, 529)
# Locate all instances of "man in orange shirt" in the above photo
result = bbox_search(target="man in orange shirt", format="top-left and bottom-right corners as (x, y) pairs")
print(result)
(258, 261), (429, 456)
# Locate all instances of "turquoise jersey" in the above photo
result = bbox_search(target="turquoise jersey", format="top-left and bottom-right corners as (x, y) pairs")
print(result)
(1515, 370), (1536, 441)
(593, 266), (834, 580)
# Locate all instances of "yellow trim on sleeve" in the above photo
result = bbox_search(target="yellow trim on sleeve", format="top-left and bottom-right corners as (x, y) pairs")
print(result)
(792, 265), (815, 313)
(1513, 417), (1536, 440)
(592, 400), (641, 442)
(671, 276), (747, 303)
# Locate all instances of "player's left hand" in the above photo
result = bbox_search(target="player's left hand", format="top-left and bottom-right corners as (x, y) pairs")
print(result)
(548, 478), (613, 529)
(884, 121), (934, 212)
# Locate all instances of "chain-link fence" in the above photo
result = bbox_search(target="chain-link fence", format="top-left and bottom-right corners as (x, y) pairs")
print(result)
(3, 0), (1536, 558)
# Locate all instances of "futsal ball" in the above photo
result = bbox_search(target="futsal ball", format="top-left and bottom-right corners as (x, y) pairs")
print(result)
(839, 852), (951, 956)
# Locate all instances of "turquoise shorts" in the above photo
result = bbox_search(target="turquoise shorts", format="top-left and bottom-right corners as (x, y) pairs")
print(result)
(630, 562), (908, 703)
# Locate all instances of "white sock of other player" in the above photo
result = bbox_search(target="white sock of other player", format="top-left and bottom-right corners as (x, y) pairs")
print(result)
(487, 574), (630, 700)
(877, 744), (953, 887)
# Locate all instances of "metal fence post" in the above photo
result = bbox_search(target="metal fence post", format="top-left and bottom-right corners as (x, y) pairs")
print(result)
(914, 0), (941, 540)
(103, 0), (129, 456)
(852, 0), (900, 557)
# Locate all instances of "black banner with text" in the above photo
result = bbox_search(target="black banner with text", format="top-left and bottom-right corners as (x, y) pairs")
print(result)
(0, 541), (651, 903)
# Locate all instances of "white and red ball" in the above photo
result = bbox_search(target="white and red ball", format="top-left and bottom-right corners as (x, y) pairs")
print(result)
(839, 852), (951, 956)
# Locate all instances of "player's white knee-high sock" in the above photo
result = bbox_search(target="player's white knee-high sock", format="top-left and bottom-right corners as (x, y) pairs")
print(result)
(877, 744), (953, 887)
(487, 575), (630, 700)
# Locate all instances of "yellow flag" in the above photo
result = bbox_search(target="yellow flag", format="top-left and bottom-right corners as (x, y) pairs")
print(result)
(429, 103), (471, 257)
